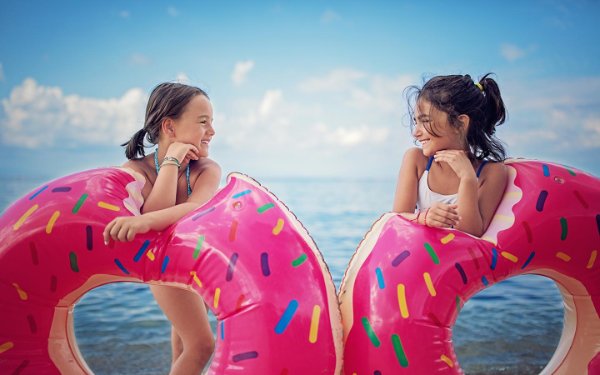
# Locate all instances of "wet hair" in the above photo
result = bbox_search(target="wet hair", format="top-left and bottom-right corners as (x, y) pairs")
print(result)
(122, 82), (209, 159)
(406, 73), (507, 161)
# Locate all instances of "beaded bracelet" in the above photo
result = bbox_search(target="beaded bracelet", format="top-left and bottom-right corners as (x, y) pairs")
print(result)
(160, 160), (180, 168)
(162, 156), (181, 168)
(411, 210), (421, 223)
(423, 208), (431, 226)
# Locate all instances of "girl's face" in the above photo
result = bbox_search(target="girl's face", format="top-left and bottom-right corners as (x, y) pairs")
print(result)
(172, 95), (215, 157)
(413, 99), (464, 156)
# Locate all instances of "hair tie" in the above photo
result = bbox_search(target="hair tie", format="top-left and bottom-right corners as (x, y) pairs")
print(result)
(475, 82), (484, 92)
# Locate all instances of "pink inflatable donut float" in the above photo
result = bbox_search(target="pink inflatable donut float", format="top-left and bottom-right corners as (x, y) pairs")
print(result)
(0, 168), (342, 374)
(339, 159), (600, 374)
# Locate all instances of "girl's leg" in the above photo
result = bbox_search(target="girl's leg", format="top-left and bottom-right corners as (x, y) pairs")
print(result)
(150, 285), (215, 375)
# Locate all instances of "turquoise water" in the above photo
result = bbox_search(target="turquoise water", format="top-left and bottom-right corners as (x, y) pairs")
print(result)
(0, 176), (563, 374)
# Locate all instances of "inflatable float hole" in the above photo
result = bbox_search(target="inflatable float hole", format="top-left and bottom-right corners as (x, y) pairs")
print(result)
(453, 275), (563, 374)
(73, 282), (218, 373)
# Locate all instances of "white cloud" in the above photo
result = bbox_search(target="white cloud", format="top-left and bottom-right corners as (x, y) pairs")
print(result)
(1, 78), (147, 148)
(167, 6), (179, 17)
(299, 68), (365, 92)
(500, 43), (526, 62)
(129, 53), (150, 66)
(0, 63), (4, 81)
(259, 90), (283, 117)
(231, 60), (255, 86)
(175, 72), (189, 84)
(321, 10), (341, 24)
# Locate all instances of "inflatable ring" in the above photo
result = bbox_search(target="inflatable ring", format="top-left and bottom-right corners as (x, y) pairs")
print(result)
(340, 159), (600, 374)
(0, 168), (342, 374)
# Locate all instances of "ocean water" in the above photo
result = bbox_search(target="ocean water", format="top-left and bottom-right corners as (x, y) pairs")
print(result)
(0, 175), (563, 374)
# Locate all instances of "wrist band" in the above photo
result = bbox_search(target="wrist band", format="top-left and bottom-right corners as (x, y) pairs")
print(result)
(413, 210), (421, 223)
(160, 160), (180, 168)
(163, 156), (181, 168)
(424, 208), (430, 226)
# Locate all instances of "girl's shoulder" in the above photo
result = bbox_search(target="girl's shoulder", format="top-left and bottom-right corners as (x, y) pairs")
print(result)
(403, 147), (429, 176)
(191, 157), (222, 182)
(478, 160), (508, 184)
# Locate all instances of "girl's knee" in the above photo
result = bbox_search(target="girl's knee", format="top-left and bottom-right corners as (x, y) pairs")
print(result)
(187, 335), (215, 358)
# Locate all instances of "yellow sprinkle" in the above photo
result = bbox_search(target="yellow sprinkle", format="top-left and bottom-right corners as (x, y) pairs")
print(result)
(396, 284), (409, 318)
(272, 218), (284, 235)
(45, 210), (61, 234)
(587, 250), (597, 269)
(0, 341), (14, 354)
(13, 204), (39, 231)
(190, 271), (203, 288)
(500, 251), (518, 263)
(423, 272), (436, 297)
(440, 354), (454, 367)
(556, 252), (571, 262)
(12, 283), (28, 301)
(440, 233), (455, 244)
(309, 305), (321, 343)
(213, 287), (221, 308)
(146, 250), (155, 261)
(97, 201), (120, 211)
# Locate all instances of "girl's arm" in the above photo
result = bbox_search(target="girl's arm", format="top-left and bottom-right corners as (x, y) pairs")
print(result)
(392, 148), (430, 223)
(103, 162), (221, 243)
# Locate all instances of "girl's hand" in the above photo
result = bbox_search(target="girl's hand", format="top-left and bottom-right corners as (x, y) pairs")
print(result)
(424, 202), (460, 228)
(433, 150), (476, 181)
(103, 215), (153, 244)
(165, 142), (200, 165)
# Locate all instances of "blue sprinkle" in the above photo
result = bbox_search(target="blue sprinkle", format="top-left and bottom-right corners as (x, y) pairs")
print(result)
(542, 164), (550, 177)
(192, 206), (216, 220)
(232, 189), (252, 199)
(161, 256), (170, 273)
(491, 248), (498, 270)
(261, 252), (270, 276)
(220, 321), (225, 340)
(521, 251), (535, 269)
(536, 191), (548, 212)
(114, 259), (130, 275)
(133, 240), (151, 262)
(481, 276), (489, 286)
(455, 262), (467, 284)
(275, 300), (299, 334)
(29, 185), (49, 200)
(375, 267), (385, 289)
(232, 351), (258, 362)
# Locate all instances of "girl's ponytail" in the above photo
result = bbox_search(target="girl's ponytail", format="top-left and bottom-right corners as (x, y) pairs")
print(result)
(121, 128), (148, 160)
(479, 73), (507, 135)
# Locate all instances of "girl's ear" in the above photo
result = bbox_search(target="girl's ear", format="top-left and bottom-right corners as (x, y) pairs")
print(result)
(457, 114), (470, 133)
(161, 118), (175, 138)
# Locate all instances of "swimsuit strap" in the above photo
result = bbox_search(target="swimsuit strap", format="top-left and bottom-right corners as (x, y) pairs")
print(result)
(154, 149), (192, 196)
(476, 160), (488, 178)
(425, 156), (434, 171)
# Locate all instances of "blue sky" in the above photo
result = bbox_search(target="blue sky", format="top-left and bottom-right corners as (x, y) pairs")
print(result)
(1, 1), (599, 180)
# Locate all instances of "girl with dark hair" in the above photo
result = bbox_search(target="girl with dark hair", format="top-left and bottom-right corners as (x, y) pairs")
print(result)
(393, 73), (508, 237)
(103, 82), (220, 374)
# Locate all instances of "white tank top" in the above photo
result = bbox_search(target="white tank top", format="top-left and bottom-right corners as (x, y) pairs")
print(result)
(415, 157), (487, 210)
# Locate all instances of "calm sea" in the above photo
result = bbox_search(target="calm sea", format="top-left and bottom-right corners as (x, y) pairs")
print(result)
(0, 175), (562, 374)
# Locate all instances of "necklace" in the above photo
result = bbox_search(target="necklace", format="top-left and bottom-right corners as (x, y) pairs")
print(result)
(154, 149), (192, 196)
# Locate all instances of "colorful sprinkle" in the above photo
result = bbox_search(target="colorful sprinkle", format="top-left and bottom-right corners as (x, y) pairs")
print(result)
(536, 190), (548, 212)
(133, 240), (151, 262)
(30, 242), (38, 265)
(0, 341), (14, 354)
(441, 354), (454, 367)
(375, 267), (385, 289)
(361, 316), (380, 347)
(13, 204), (39, 230)
(455, 263), (467, 284)
(261, 252), (270, 276)
(257, 202), (275, 213)
(397, 284), (409, 318)
(481, 276), (489, 286)
(229, 220), (238, 242)
(193, 235), (204, 259)
(45, 210), (60, 234)
(588, 250), (597, 269)
(29, 185), (49, 200)
(192, 206), (216, 220)
(69, 252), (79, 272)
(114, 259), (129, 274)
(97, 201), (120, 211)
(51, 186), (71, 193)
(423, 272), (436, 296)
(521, 251), (535, 269)
(441, 233), (455, 244)
(86, 225), (93, 250)
(523, 221), (533, 243)
(500, 251), (519, 263)
(146, 251), (155, 261)
(309, 305), (321, 343)
(72, 193), (88, 214)
(490, 248), (498, 270)
(560, 217), (568, 240)
(556, 252), (571, 262)
(232, 351), (258, 362)
(27, 315), (37, 333)
(232, 189), (251, 199)
(275, 300), (299, 334)
(392, 250), (411, 266)
(565, 166), (576, 176)
(272, 218), (284, 235)
(226, 253), (239, 281)
(161, 256), (170, 273)
(391, 334), (409, 367)
(424, 242), (440, 264)
(190, 271), (203, 288)
(12, 283), (28, 301)
(292, 253), (307, 267)
(220, 321), (225, 340)
(213, 288), (221, 308)
(573, 190), (589, 208)
(542, 164), (550, 177)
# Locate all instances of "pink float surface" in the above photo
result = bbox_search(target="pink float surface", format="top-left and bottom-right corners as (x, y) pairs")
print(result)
(340, 159), (600, 374)
(0, 168), (342, 374)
